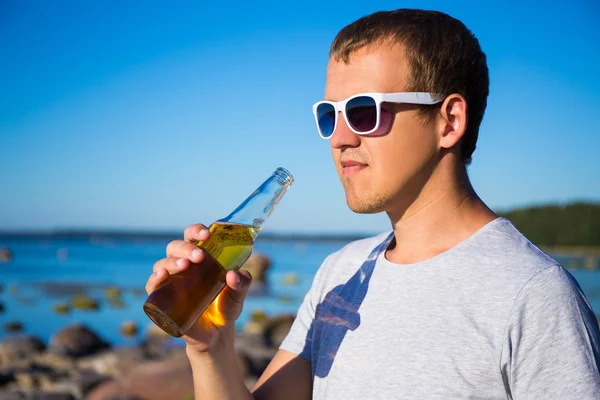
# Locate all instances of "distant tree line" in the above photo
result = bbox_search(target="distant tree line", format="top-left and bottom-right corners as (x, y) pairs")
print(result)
(498, 202), (600, 246)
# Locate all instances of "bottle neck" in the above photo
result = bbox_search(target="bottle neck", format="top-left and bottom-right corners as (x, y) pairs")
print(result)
(218, 168), (293, 229)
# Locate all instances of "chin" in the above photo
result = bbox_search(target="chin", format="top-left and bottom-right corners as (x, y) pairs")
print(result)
(345, 194), (387, 214)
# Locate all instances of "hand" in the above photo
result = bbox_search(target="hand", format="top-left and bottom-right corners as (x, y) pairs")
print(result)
(145, 223), (253, 354)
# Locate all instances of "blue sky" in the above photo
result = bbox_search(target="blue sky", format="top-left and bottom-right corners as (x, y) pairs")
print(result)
(1, 0), (599, 234)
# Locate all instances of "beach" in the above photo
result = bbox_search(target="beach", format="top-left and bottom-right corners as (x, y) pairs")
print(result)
(1, 235), (599, 399)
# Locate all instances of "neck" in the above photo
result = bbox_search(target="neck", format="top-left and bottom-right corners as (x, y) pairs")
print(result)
(385, 157), (497, 265)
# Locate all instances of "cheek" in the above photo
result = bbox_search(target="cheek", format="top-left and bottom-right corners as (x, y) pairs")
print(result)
(371, 126), (438, 182)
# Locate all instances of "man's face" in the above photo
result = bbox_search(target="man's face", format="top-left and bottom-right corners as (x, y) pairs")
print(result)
(324, 44), (440, 215)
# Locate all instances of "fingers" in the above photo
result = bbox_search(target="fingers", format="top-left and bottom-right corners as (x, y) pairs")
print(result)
(145, 268), (172, 294)
(222, 269), (253, 304)
(183, 224), (210, 243)
(153, 256), (193, 274)
(148, 223), (210, 296)
(165, 240), (206, 263)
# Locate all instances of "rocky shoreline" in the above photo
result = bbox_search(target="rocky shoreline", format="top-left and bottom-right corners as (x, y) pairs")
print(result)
(0, 311), (294, 400)
(0, 250), (295, 399)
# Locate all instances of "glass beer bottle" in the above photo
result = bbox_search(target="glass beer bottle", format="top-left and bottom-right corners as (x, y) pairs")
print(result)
(143, 167), (294, 337)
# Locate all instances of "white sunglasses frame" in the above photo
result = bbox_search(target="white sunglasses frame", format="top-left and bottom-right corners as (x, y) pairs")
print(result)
(312, 92), (444, 139)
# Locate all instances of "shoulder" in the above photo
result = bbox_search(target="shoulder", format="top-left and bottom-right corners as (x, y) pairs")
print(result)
(484, 219), (595, 322)
(512, 263), (590, 312)
(467, 217), (562, 287)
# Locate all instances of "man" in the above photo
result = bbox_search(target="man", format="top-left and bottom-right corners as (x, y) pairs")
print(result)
(146, 9), (600, 399)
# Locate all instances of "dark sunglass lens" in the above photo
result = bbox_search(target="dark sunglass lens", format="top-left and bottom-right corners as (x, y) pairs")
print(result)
(316, 103), (336, 138)
(346, 96), (377, 132)
(373, 106), (394, 135)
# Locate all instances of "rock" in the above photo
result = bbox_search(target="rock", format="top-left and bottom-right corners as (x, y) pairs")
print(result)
(130, 288), (146, 298)
(34, 282), (102, 297)
(236, 314), (294, 378)
(235, 335), (277, 378)
(71, 293), (99, 311)
(141, 325), (172, 359)
(277, 295), (295, 304)
(3, 321), (24, 333)
(0, 301), (5, 313)
(250, 310), (268, 322)
(14, 366), (69, 391)
(144, 325), (172, 349)
(243, 320), (265, 337)
(49, 325), (110, 358)
(0, 336), (46, 365)
(0, 247), (12, 263)
(145, 324), (170, 342)
(120, 322), (138, 338)
(584, 256), (599, 270)
(53, 303), (71, 315)
(3, 391), (75, 400)
(0, 358), (33, 374)
(43, 393), (77, 400)
(32, 352), (75, 374)
(78, 347), (146, 378)
(243, 254), (272, 295)
(57, 248), (69, 261)
(263, 314), (295, 348)
(2, 390), (76, 400)
(241, 253), (271, 284)
(243, 310), (269, 337)
(281, 273), (300, 285)
(238, 313), (295, 376)
(44, 372), (109, 399)
(85, 354), (194, 400)
(108, 298), (126, 310)
(15, 371), (41, 390)
(46, 394), (77, 400)
(105, 287), (122, 300)
(0, 368), (14, 385)
(244, 376), (258, 392)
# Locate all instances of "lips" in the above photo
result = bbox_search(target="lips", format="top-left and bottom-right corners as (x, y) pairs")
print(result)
(340, 160), (367, 168)
(340, 159), (368, 176)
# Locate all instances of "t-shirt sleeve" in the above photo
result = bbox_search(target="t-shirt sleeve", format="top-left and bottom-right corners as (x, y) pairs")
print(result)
(501, 264), (600, 399)
(278, 256), (330, 362)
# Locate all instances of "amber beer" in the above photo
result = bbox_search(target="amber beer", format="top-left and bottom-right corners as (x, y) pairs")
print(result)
(143, 167), (294, 337)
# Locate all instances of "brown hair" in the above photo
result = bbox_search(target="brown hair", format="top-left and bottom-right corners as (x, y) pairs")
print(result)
(330, 9), (489, 165)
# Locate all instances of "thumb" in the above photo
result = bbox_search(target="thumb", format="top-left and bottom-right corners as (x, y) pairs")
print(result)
(223, 269), (253, 304)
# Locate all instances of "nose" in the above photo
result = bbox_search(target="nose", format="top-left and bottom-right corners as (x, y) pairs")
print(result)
(329, 111), (361, 149)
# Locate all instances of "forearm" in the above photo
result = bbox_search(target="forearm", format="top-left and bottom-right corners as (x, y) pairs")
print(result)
(187, 327), (254, 400)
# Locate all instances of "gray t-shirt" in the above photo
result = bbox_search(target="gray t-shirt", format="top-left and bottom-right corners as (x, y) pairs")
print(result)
(279, 218), (600, 399)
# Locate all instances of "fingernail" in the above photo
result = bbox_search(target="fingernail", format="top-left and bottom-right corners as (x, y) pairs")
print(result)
(192, 249), (203, 261)
(176, 258), (185, 268)
(200, 228), (209, 237)
(155, 270), (161, 277)
(236, 273), (241, 285)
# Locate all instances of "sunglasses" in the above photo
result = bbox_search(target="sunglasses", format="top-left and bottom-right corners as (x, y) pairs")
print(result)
(312, 92), (443, 139)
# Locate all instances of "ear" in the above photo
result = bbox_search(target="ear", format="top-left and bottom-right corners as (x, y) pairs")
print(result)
(437, 94), (467, 150)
